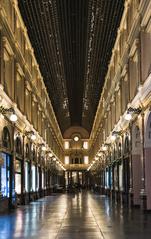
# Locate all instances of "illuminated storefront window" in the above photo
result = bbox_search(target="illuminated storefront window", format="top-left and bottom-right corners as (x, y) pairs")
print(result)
(25, 162), (29, 192)
(0, 153), (10, 197)
(32, 165), (36, 191)
(105, 169), (109, 188)
(15, 159), (21, 194)
(37, 167), (39, 191)
(119, 164), (123, 190)
(42, 171), (45, 189)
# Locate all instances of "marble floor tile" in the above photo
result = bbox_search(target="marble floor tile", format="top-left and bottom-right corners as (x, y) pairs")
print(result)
(0, 192), (151, 238)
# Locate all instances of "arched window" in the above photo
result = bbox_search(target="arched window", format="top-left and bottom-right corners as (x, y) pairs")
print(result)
(118, 142), (122, 158)
(25, 143), (29, 158)
(15, 137), (22, 155)
(135, 126), (140, 148)
(149, 121), (151, 139)
(75, 157), (79, 164)
(33, 147), (36, 161)
(124, 136), (129, 154)
(2, 127), (11, 150)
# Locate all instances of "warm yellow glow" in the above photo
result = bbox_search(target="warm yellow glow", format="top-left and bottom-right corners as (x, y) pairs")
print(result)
(83, 141), (88, 149)
(31, 134), (36, 140)
(64, 156), (69, 164)
(42, 145), (46, 151)
(111, 135), (116, 141)
(102, 145), (107, 151)
(64, 141), (69, 149)
(74, 136), (79, 142)
(10, 113), (18, 122)
(48, 152), (53, 157)
(125, 113), (132, 121)
(84, 156), (89, 164)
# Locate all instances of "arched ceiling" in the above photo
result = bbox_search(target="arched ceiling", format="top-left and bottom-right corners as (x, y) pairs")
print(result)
(18, 0), (125, 135)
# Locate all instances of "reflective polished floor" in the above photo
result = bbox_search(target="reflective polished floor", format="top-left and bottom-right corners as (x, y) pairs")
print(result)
(0, 192), (151, 239)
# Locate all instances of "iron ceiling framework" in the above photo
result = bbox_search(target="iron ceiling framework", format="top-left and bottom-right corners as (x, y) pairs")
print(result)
(18, 0), (124, 135)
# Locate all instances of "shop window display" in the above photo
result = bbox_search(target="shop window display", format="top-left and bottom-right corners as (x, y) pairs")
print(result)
(37, 167), (39, 191)
(105, 169), (109, 188)
(0, 153), (10, 197)
(25, 162), (29, 192)
(42, 171), (45, 189)
(15, 159), (21, 194)
(32, 165), (36, 191)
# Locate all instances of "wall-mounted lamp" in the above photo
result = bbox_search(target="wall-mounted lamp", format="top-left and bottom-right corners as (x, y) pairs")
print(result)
(39, 143), (47, 151)
(0, 106), (18, 122)
(111, 131), (122, 141)
(102, 144), (110, 151)
(125, 107), (142, 121)
(97, 152), (103, 157)
(25, 131), (36, 140)
(42, 145), (46, 151)
(48, 152), (53, 157)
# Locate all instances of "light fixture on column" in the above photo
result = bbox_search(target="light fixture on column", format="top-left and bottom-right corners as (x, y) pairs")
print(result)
(48, 152), (53, 157)
(39, 143), (46, 151)
(111, 131), (122, 141)
(25, 130), (36, 140)
(0, 106), (18, 122)
(102, 143), (110, 151)
(125, 107), (142, 121)
(97, 152), (102, 157)
(42, 144), (46, 151)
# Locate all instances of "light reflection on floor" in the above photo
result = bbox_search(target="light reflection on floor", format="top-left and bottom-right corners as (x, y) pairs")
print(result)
(0, 192), (151, 238)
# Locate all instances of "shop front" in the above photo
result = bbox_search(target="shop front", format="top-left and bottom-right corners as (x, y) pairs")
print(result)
(15, 136), (23, 205)
(0, 152), (11, 211)
(30, 164), (37, 201)
(0, 126), (16, 211)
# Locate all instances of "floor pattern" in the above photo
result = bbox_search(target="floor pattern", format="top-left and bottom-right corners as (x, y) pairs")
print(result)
(0, 192), (151, 238)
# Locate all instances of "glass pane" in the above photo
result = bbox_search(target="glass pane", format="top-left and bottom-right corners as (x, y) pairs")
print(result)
(25, 162), (29, 192)
(1, 153), (10, 197)
(15, 174), (21, 194)
(16, 159), (21, 173)
(32, 165), (36, 191)
(42, 171), (44, 189)
(37, 167), (39, 191)
(1, 154), (7, 196)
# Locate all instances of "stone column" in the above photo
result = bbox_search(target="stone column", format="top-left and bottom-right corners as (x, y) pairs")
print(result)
(140, 113), (147, 210)
(129, 122), (133, 207)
